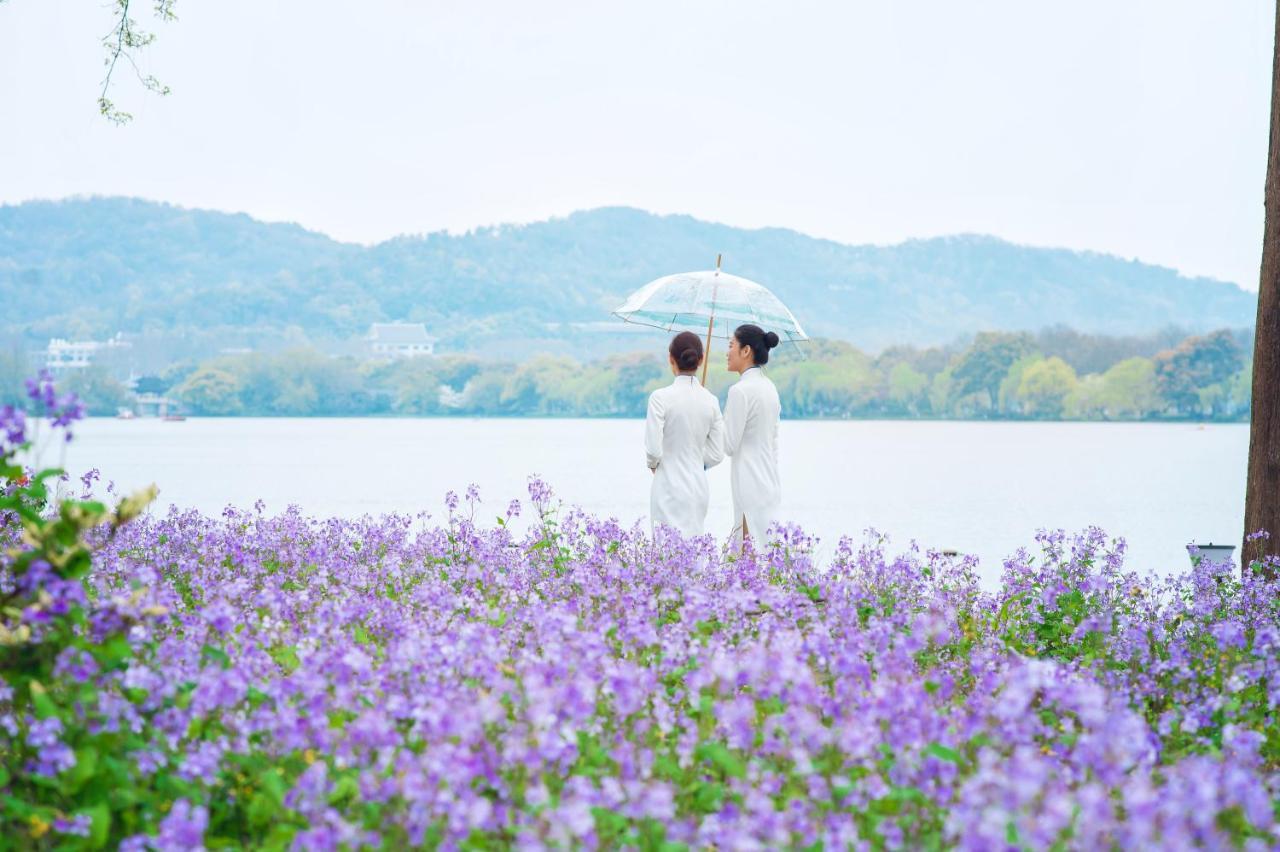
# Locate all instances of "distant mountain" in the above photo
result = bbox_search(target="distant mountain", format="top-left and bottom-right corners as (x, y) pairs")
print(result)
(0, 197), (1257, 362)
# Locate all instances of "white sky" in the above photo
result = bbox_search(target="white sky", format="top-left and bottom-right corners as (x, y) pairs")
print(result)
(0, 0), (1274, 288)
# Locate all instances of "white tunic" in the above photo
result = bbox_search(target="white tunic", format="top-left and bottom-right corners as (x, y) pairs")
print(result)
(644, 375), (725, 536)
(723, 366), (781, 543)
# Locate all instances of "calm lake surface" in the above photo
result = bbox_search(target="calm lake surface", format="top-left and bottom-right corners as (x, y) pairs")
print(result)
(51, 418), (1247, 585)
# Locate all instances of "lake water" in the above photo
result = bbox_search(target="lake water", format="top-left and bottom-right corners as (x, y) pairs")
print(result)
(47, 418), (1247, 585)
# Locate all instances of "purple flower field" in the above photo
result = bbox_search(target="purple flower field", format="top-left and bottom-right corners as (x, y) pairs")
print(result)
(3, 376), (1280, 849)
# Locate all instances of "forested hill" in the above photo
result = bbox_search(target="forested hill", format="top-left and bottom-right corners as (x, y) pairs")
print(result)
(0, 197), (1257, 358)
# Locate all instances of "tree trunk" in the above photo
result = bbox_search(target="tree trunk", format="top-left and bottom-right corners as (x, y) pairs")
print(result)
(1244, 2), (1280, 571)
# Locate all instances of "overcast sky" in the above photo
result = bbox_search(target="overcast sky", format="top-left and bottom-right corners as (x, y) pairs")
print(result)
(0, 0), (1274, 288)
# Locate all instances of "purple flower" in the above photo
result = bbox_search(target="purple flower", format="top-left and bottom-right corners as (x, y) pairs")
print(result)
(53, 815), (91, 837)
(133, 748), (168, 776)
(53, 647), (100, 682)
(26, 717), (76, 776)
(79, 467), (101, 499)
(526, 475), (553, 508)
(0, 404), (25, 448)
(177, 740), (225, 781)
(25, 370), (57, 409)
(27, 716), (64, 748)
(26, 489), (1280, 848)
(155, 799), (208, 851)
(1212, 619), (1248, 650)
(21, 370), (85, 440)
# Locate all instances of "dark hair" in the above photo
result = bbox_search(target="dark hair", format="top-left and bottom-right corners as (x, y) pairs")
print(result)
(669, 331), (703, 372)
(733, 324), (780, 365)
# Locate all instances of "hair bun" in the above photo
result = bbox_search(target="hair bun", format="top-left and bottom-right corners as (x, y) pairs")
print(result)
(764, 331), (780, 349)
(669, 330), (704, 372)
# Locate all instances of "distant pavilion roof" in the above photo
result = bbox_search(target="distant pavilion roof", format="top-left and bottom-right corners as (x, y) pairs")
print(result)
(368, 322), (433, 345)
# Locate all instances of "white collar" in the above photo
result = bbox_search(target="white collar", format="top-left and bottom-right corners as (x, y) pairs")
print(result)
(672, 374), (698, 386)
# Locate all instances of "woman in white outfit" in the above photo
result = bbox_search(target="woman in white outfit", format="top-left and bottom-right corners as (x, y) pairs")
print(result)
(644, 331), (726, 537)
(723, 324), (782, 546)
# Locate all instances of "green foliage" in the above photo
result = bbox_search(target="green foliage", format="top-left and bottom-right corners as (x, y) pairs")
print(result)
(382, 357), (442, 415)
(0, 436), (175, 846)
(0, 344), (33, 400)
(148, 323), (1256, 421)
(886, 361), (930, 416)
(951, 332), (1034, 412)
(177, 368), (243, 415)
(1016, 356), (1079, 419)
(1067, 357), (1160, 419)
(60, 366), (132, 416)
(1154, 329), (1244, 417)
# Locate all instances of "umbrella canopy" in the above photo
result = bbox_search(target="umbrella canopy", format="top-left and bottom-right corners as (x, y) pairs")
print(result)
(611, 269), (808, 345)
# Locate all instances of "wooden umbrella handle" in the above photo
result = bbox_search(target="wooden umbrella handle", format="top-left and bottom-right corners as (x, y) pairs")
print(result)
(702, 261), (720, 386)
(701, 314), (714, 386)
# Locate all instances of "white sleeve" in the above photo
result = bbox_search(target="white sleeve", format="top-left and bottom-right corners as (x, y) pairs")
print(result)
(644, 391), (664, 470)
(772, 407), (780, 470)
(703, 402), (726, 468)
(723, 385), (748, 458)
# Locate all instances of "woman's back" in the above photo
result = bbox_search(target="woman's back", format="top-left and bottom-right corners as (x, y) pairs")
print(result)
(645, 376), (724, 536)
(653, 379), (722, 464)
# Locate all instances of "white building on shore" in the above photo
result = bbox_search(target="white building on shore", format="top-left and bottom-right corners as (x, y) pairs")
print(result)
(44, 333), (132, 375)
(367, 322), (436, 360)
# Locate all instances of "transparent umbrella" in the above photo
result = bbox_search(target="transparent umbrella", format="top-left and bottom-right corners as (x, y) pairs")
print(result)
(611, 256), (808, 384)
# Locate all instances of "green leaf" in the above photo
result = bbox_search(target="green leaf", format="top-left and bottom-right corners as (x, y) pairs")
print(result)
(202, 644), (231, 669)
(246, 686), (270, 709)
(257, 768), (286, 805)
(30, 683), (59, 720)
(891, 785), (926, 803)
(248, 790), (280, 829)
(590, 806), (629, 838)
(695, 741), (745, 779)
(690, 780), (725, 813)
(65, 747), (99, 794)
(260, 823), (299, 852)
(871, 794), (901, 815)
(270, 645), (300, 674)
(923, 742), (962, 763)
(328, 774), (359, 805)
(695, 618), (722, 637)
(86, 803), (111, 850)
(92, 634), (133, 669)
(1, 793), (34, 817)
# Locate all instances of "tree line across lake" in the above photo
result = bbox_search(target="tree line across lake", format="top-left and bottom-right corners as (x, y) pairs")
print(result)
(4, 325), (1252, 421)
